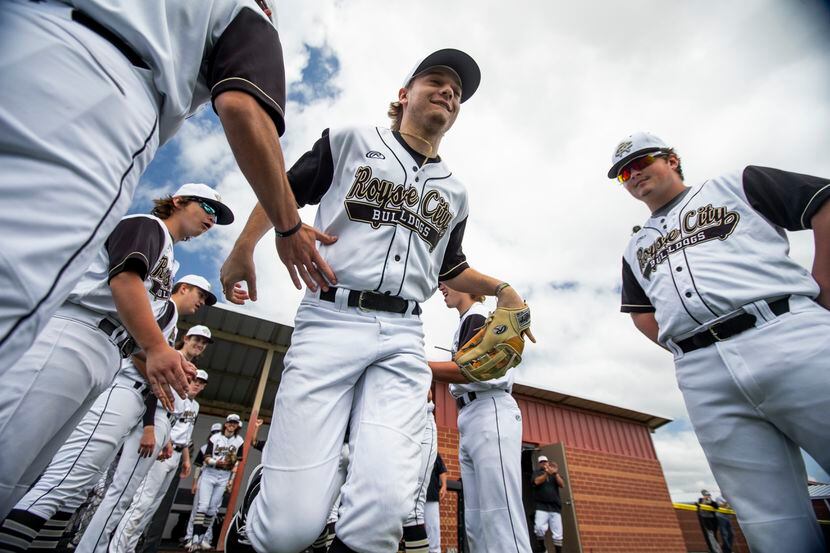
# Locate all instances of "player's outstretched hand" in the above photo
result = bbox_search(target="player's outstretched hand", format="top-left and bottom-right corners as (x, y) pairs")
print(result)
(180, 459), (192, 478)
(276, 224), (338, 292)
(158, 441), (173, 461)
(221, 245), (258, 304)
(145, 345), (190, 411)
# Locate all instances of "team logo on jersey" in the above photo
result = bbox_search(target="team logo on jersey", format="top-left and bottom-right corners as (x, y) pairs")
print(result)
(344, 165), (455, 251)
(366, 150), (386, 160)
(637, 204), (740, 279)
(149, 256), (173, 300)
(615, 141), (633, 158)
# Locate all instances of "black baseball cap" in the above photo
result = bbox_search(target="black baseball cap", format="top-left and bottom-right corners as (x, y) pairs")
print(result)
(402, 48), (481, 103)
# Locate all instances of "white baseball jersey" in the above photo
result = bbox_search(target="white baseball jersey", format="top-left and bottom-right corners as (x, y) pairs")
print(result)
(289, 126), (471, 302)
(449, 302), (515, 396)
(205, 433), (245, 464)
(169, 397), (200, 446)
(67, 214), (177, 324)
(63, 0), (285, 143)
(621, 166), (829, 343)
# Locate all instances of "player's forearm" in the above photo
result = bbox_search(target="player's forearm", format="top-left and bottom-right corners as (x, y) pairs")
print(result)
(810, 200), (830, 309)
(555, 474), (565, 487)
(232, 203), (275, 254)
(533, 473), (548, 485)
(110, 272), (167, 353)
(215, 90), (300, 232)
(428, 360), (468, 384)
(443, 267), (523, 308)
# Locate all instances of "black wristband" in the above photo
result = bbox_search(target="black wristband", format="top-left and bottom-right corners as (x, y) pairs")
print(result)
(274, 220), (302, 238)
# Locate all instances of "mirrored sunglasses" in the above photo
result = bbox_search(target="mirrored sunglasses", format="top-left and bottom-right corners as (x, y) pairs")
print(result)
(617, 153), (667, 184)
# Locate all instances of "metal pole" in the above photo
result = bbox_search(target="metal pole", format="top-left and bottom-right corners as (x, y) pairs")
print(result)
(217, 348), (274, 550)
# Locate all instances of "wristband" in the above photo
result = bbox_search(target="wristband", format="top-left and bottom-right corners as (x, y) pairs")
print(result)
(274, 220), (302, 238)
(207, 458), (217, 467)
(494, 282), (511, 296)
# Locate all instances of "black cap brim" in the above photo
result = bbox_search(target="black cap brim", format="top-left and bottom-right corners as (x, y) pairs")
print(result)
(607, 147), (666, 179)
(203, 199), (234, 225)
(411, 48), (481, 103)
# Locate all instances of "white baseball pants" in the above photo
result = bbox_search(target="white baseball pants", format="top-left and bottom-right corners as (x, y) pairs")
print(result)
(423, 501), (441, 553)
(14, 374), (148, 519)
(672, 295), (830, 553)
(0, 313), (121, 518)
(76, 412), (173, 553)
(533, 509), (563, 546)
(0, 0), (158, 369)
(247, 295), (431, 553)
(184, 484), (215, 543)
(405, 408), (437, 527)
(107, 448), (182, 553)
(458, 391), (532, 553)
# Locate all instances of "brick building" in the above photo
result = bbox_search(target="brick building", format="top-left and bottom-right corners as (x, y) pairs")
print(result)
(431, 379), (686, 553)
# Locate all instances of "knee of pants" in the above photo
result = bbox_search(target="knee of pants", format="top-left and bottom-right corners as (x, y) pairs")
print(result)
(248, 497), (329, 553)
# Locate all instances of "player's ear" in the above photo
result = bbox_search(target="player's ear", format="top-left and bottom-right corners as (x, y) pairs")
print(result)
(398, 87), (409, 105)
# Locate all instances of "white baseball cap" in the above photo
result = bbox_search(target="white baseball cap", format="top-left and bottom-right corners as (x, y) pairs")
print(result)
(186, 325), (214, 343)
(210, 423), (222, 433)
(176, 274), (217, 305)
(195, 369), (209, 382)
(226, 413), (243, 428)
(607, 131), (672, 179)
(402, 48), (481, 103)
(172, 183), (234, 225)
(537, 455), (549, 463)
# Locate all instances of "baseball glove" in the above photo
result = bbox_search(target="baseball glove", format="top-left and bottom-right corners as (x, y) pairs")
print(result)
(454, 304), (535, 382)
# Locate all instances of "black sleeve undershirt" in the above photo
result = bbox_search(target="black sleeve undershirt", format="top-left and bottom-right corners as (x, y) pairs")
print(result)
(743, 165), (830, 230)
(236, 443), (244, 461)
(286, 129), (335, 207)
(435, 453), (447, 475)
(458, 313), (487, 345)
(106, 218), (166, 282)
(438, 217), (469, 281)
(620, 257), (654, 313)
(142, 394), (157, 427)
(209, 8), (286, 135)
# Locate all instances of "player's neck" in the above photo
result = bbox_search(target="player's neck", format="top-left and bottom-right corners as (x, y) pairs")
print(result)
(645, 181), (687, 213)
(398, 122), (442, 158)
(456, 298), (476, 317)
(161, 216), (185, 242)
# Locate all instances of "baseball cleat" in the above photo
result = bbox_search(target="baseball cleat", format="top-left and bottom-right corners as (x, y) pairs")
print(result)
(224, 464), (263, 552)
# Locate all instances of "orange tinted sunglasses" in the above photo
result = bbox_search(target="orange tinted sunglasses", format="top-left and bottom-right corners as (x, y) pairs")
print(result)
(617, 153), (667, 183)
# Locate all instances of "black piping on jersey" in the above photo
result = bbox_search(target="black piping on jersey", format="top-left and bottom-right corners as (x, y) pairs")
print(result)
(372, 127), (408, 293)
(677, 182), (720, 318)
(395, 173), (453, 297)
(0, 116), (159, 351)
(642, 225), (704, 326)
(27, 385), (122, 511)
(491, 397), (523, 552)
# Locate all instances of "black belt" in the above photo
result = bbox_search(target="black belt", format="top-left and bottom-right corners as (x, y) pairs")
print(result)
(676, 297), (790, 354)
(72, 10), (149, 69)
(320, 287), (421, 315)
(455, 390), (507, 411)
(174, 444), (186, 452)
(132, 380), (150, 398)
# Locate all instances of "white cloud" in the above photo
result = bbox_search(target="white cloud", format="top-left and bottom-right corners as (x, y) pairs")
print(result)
(147, 0), (830, 501)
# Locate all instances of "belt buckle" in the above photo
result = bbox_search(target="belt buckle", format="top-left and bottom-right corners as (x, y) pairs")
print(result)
(357, 291), (372, 312)
(708, 325), (722, 341)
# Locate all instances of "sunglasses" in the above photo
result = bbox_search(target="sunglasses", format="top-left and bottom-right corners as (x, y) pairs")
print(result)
(616, 153), (667, 184)
(189, 197), (217, 218)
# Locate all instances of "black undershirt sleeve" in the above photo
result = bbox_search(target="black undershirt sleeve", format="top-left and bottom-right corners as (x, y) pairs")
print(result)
(458, 313), (487, 345)
(286, 129), (335, 207)
(620, 258), (654, 313)
(106, 218), (165, 282)
(142, 394), (157, 427)
(209, 8), (286, 135)
(435, 453), (447, 475)
(205, 440), (215, 457)
(438, 217), (469, 281)
(236, 443), (244, 461)
(743, 165), (830, 230)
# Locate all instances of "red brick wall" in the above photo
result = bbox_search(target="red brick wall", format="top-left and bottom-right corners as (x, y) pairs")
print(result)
(674, 508), (749, 553)
(565, 446), (686, 552)
(436, 424), (460, 550)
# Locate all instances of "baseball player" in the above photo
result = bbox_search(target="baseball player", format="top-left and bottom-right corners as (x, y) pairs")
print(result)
(429, 283), (533, 552)
(401, 392), (438, 553)
(531, 456), (565, 553)
(0, 183), (229, 518)
(0, 0), (333, 374)
(0, 276), (215, 551)
(221, 48), (530, 553)
(187, 414), (245, 551)
(183, 423), (224, 547)
(611, 131), (830, 552)
(93, 360), (211, 553)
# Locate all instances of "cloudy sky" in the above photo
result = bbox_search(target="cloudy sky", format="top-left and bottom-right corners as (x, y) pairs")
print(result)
(132, 0), (830, 501)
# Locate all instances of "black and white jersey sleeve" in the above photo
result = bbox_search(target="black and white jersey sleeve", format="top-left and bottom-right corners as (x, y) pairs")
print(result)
(457, 311), (487, 345)
(620, 258), (654, 313)
(287, 129), (335, 207)
(105, 217), (167, 282)
(742, 165), (830, 230)
(208, 7), (286, 135)
(438, 217), (469, 281)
